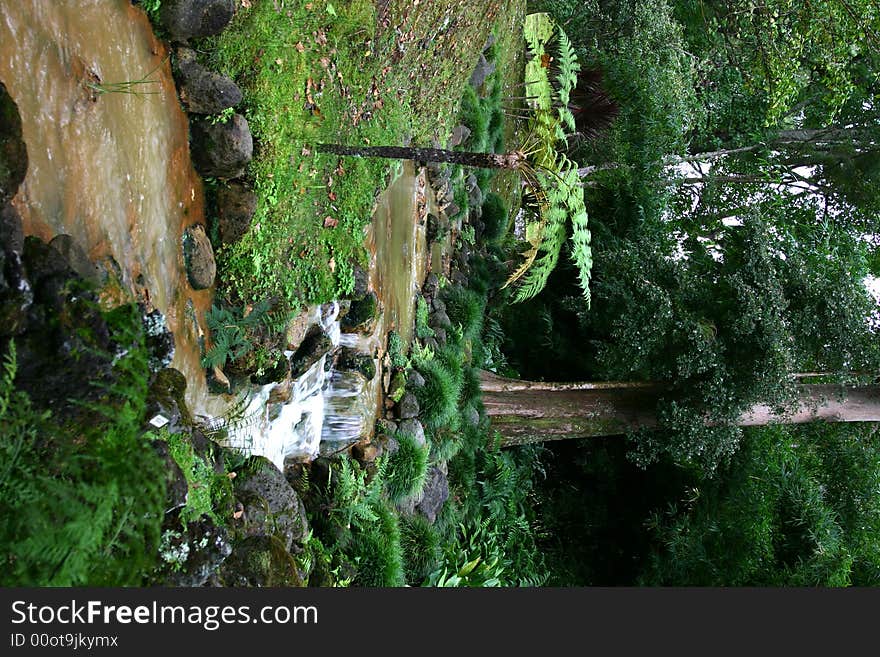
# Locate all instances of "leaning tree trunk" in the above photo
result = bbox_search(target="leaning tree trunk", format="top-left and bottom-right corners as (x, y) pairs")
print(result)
(316, 143), (522, 169)
(479, 370), (880, 448)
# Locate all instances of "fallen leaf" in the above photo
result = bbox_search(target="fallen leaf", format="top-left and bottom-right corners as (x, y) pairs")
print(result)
(295, 41), (305, 53)
(323, 216), (338, 228)
(328, 191), (337, 201)
(329, 257), (336, 272)
(301, 146), (311, 156)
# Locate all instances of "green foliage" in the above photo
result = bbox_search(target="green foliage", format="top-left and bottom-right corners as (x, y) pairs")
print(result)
(481, 192), (509, 244)
(202, 299), (278, 370)
(386, 330), (408, 370)
(384, 432), (430, 505)
(411, 354), (462, 432)
(400, 513), (442, 585)
(641, 423), (880, 586)
(154, 429), (232, 526)
(0, 306), (166, 586)
(348, 499), (405, 587)
(414, 296), (435, 340)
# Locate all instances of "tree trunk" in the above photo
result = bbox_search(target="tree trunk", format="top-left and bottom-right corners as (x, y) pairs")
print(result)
(480, 371), (880, 448)
(316, 143), (520, 169)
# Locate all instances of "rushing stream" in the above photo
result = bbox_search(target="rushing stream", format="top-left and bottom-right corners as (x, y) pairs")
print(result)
(2, 0), (433, 470)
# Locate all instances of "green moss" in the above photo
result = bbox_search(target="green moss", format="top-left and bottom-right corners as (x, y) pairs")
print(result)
(159, 430), (231, 527)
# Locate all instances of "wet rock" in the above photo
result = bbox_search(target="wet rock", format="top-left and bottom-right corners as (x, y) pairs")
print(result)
(164, 516), (233, 587)
(340, 291), (378, 333)
(190, 113), (253, 179)
(444, 201), (461, 220)
(0, 202), (23, 253)
(22, 235), (73, 290)
(464, 404), (480, 429)
(468, 184), (484, 210)
(160, 0), (236, 42)
(422, 273), (440, 298)
(183, 224), (216, 290)
(396, 392), (420, 420)
(415, 466), (449, 523)
(336, 347), (376, 381)
(387, 370), (407, 402)
(397, 418), (426, 449)
(429, 308), (452, 331)
(250, 354), (290, 385)
(173, 47), (242, 114)
(0, 251), (32, 337)
(376, 431), (400, 457)
(146, 367), (193, 434)
(47, 234), (100, 284)
(206, 365), (231, 394)
(220, 535), (303, 587)
(142, 307), (176, 371)
(447, 124), (472, 148)
(469, 53), (496, 90)
(215, 182), (256, 246)
(433, 326), (447, 346)
(289, 327), (332, 378)
(233, 456), (309, 552)
(406, 368), (426, 390)
(425, 212), (441, 243)
(0, 81), (27, 205)
(431, 297), (446, 313)
(345, 262), (369, 300)
(352, 441), (381, 464)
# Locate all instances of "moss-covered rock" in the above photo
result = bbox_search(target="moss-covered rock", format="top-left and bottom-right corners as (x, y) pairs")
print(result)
(220, 535), (303, 587)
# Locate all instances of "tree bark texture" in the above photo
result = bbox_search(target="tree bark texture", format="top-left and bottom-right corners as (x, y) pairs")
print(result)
(480, 371), (880, 448)
(317, 143), (514, 169)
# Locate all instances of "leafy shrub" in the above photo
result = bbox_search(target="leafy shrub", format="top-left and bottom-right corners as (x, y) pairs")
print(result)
(384, 432), (430, 504)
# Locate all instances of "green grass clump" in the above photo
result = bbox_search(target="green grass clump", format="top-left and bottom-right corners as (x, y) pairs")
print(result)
(348, 500), (405, 587)
(385, 432), (431, 504)
(411, 356), (463, 432)
(400, 513), (442, 584)
(442, 285), (485, 343)
(481, 192), (509, 244)
(458, 85), (489, 151)
(415, 296), (435, 340)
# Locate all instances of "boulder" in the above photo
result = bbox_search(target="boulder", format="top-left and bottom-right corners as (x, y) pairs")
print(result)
(220, 535), (303, 587)
(47, 234), (100, 284)
(469, 53), (496, 90)
(145, 368), (193, 434)
(289, 327), (332, 378)
(447, 124), (472, 148)
(164, 516), (233, 587)
(340, 291), (378, 333)
(0, 202), (23, 254)
(406, 368), (426, 390)
(0, 81), (27, 205)
(233, 456), (309, 552)
(215, 182), (256, 245)
(151, 439), (189, 514)
(429, 308), (452, 331)
(190, 113), (252, 179)
(395, 391), (420, 420)
(0, 250), (32, 337)
(160, 0), (236, 42)
(173, 47), (242, 114)
(336, 346), (376, 381)
(422, 273), (440, 298)
(182, 224), (216, 290)
(415, 466), (449, 523)
(397, 417), (426, 449)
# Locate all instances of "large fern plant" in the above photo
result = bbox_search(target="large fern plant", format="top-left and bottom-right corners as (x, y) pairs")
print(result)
(505, 13), (592, 306)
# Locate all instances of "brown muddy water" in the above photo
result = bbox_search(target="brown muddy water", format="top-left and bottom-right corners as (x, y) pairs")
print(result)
(0, 0), (215, 412)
